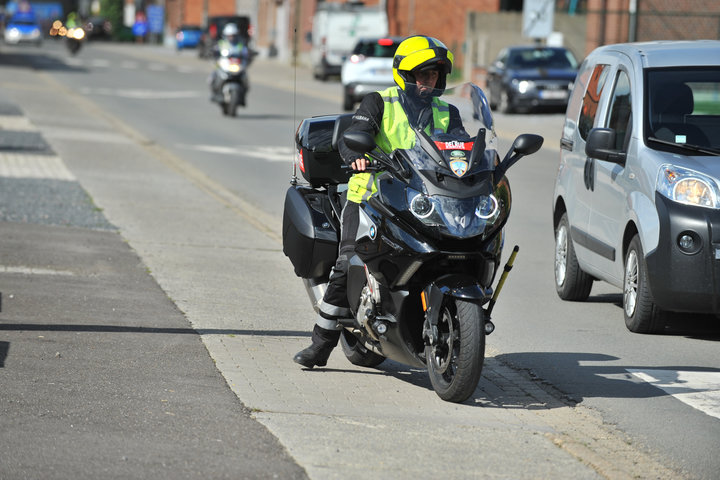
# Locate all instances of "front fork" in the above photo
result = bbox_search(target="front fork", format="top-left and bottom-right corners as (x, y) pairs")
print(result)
(422, 245), (519, 345)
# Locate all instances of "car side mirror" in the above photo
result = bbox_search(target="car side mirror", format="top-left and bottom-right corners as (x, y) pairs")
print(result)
(342, 131), (376, 154)
(585, 128), (626, 164)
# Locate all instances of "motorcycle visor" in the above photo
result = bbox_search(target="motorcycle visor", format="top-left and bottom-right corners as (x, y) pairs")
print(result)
(406, 188), (500, 238)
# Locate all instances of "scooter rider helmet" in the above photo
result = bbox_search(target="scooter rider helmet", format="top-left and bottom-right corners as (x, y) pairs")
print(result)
(222, 22), (239, 41)
(392, 35), (454, 94)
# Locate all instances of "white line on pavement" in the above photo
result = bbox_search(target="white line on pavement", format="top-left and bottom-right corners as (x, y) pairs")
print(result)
(0, 154), (75, 180)
(628, 369), (720, 420)
(176, 144), (294, 162)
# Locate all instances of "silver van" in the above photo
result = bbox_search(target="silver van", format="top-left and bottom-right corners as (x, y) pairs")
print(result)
(552, 40), (720, 333)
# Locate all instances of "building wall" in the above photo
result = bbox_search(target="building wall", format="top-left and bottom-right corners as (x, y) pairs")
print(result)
(586, 0), (720, 54)
(386, 0), (500, 70)
(637, 0), (720, 42)
(166, 0), (720, 64)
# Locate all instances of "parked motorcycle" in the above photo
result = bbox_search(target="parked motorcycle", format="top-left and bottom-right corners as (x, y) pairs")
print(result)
(283, 83), (543, 403)
(65, 26), (85, 55)
(210, 53), (248, 117)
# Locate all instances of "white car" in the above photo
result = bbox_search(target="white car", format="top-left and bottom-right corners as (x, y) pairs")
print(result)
(552, 40), (720, 334)
(340, 37), (402, 111)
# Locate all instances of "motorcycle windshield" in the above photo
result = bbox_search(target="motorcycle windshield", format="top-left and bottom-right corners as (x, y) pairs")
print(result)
(377, 83), (506, 239)
(399, 82), (498, 174)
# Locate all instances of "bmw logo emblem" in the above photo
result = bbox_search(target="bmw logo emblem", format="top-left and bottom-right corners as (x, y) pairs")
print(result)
(369, 224), (377, 240)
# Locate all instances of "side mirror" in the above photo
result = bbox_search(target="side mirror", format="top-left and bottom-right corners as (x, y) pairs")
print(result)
(511, 133), (544, 156)
(343, 131), (376, 154)
(495, 134), (544, 184)
(585, 128), (626, 164)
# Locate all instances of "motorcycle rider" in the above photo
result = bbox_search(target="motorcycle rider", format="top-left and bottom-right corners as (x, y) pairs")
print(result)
(293, 35), (468, 368)
(209, 23), (250, 105)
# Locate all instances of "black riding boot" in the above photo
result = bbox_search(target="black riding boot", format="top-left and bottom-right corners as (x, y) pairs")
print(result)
(293, 325), (341, 368)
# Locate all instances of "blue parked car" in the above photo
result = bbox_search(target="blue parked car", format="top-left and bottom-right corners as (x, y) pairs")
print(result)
(175, 25), (202, 50)
(487, 45), (579, 114)
(3, 12), (42, 46)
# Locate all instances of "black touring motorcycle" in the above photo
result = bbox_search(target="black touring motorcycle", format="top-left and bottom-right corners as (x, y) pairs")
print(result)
(283, 84), (543, 403)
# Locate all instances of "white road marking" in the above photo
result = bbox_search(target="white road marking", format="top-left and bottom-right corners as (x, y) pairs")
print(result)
(0, 266), (75, 276)
(627, 369), (720, 420)
(90, 59), (111, 68)
(0, 154), (75, 180)
(78, 87), (202, 99)
(177, 144), (294, 163)
(43, 125), (133, 144)
(0, 115), (36, 131)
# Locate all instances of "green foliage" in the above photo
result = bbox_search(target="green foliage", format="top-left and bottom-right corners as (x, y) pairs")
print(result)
(694, 101), (720, 115)
(100, 0), (123, 40)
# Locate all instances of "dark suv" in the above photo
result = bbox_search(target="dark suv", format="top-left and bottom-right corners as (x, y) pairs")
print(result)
(198, 15), (251, 58)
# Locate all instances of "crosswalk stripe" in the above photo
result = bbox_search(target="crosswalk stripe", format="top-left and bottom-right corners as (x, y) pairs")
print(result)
(628, 369), (720, 420)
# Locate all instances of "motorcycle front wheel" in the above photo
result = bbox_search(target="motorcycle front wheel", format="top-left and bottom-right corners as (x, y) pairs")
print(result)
(224, 90), (239, 117)
(425, 298), (485, 403)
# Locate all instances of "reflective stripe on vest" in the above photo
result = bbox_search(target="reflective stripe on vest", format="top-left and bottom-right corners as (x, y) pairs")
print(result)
(347, 87), (450, 204)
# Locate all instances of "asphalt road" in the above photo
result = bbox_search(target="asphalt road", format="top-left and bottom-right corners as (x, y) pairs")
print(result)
(1, 39), (718, 480)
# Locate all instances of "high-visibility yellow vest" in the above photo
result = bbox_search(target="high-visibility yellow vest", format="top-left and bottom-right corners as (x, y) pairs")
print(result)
(347, 87), (450, 204)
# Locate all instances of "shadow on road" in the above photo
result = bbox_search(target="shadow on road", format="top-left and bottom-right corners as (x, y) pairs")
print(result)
(0, 50), (88, 73)
(585, 292), (720, 340)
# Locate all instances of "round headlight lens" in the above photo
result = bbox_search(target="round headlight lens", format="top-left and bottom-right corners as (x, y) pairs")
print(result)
(410, 194), (433, 218)
(475, 194), (499, 220)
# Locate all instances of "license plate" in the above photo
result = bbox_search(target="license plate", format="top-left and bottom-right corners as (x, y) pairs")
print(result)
(540, 90), (568, 100)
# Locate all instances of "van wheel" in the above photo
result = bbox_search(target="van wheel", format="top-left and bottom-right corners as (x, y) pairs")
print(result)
(554, 212), (593, 300)
(500, 89), (514, 114)
(624, 235), (663, 334)
(488, 88), (497, 110)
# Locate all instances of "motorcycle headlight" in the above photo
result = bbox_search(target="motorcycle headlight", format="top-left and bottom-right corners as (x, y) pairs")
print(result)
(475, 194), (499, 220)
(656, 164), (720, 208)
(408, 190), (443, 226)
(410, 193), (434, 219)
(406, 189), (501, 238)
(219, 57), (241, 73)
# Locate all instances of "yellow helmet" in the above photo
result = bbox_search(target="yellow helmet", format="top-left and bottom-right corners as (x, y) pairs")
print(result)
(392, 35), (454, 92)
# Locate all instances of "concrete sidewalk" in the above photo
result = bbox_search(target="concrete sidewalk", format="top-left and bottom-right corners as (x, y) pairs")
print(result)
(1, 44), (680, 480)
(0, 80), (308, 478)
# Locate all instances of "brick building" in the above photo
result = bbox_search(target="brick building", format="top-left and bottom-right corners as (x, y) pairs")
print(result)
(163, 0), (720, 68)
(586, 0), (720, 54)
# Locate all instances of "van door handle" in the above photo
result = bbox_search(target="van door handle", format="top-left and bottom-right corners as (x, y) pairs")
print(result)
(583, 157), (595, 191)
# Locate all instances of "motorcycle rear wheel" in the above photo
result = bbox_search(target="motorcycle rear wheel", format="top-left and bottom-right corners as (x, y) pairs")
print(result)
(340, 330), (385, 367)
(425, 298), (485, 403)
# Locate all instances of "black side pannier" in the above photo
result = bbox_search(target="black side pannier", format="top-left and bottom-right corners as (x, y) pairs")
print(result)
(284, 113), (355, 278)
(282, 186), (339, 279)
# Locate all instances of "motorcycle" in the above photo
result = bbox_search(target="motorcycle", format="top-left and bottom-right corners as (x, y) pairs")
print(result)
(210, 53), (248, 117)
(65, 26), (85, 55)
(282, 83), (543, 403)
